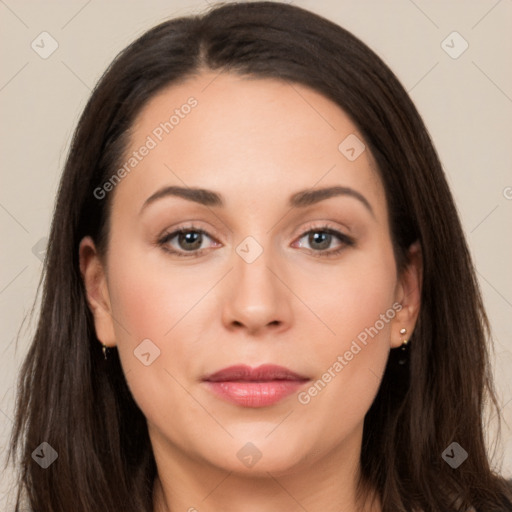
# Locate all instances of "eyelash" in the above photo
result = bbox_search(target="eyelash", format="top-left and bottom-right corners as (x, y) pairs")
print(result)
(156, 223), (355, 259)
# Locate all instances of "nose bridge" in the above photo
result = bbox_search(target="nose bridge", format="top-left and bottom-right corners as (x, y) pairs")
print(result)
(235, 234), (279, 305)
(222, 234), (291, 331)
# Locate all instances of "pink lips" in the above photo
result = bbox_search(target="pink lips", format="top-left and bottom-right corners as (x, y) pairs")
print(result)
(202, 364), (310, 408)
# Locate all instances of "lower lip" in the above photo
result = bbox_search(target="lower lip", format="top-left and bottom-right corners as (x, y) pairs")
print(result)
(204, 380), (308, 407)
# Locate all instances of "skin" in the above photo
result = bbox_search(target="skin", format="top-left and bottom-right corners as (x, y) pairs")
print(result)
(79, 71), (422, 512)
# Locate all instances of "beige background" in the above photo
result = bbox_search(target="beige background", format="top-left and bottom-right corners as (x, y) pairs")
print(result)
(1, 0), (511, 508)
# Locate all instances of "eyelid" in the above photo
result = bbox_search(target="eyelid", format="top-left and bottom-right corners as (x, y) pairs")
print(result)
(294, 220), (351, 239)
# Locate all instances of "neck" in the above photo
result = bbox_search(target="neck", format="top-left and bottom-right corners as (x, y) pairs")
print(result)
(151, 426), (381, 512)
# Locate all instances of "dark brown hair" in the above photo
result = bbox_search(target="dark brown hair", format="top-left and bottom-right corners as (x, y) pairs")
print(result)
(7, 2), (512, 511)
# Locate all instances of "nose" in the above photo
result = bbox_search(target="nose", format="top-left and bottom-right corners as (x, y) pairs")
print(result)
(221, 243), (293, 335)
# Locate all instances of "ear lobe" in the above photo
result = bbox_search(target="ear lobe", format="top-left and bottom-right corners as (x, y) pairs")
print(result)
(391, 240), (423, 348)
(78, 236), (117, 347)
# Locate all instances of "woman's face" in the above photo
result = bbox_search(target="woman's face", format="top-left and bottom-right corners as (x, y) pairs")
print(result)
(80, 72), (421, 477)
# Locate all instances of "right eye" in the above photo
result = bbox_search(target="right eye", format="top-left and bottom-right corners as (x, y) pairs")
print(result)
(157, 226), (221, 258)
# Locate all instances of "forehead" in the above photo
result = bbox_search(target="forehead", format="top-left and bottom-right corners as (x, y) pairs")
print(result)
(112, 71), (384, 217)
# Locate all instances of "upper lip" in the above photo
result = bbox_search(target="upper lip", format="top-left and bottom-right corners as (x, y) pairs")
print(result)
(203, 364), (309, 382)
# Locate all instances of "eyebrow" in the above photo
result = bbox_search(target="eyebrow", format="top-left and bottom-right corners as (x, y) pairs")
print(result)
(140, 185), (374, 217)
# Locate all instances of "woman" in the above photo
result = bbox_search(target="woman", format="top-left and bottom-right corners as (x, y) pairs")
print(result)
(7, 2), (512, 511)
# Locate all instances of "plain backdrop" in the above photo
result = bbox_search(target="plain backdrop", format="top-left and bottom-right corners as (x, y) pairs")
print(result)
(1, 0), (511, 508)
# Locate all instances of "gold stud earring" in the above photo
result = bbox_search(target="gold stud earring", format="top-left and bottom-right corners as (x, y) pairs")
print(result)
(400, 327), (408, 346)
(398, 328), (409, 365)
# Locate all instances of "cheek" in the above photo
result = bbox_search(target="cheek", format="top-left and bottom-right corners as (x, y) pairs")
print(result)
(105, 258), (205, 434)
(297, 239), (397, 348)
(109, 267), (174, 343)
(294, 243), (396, 414)
(107, 238), (208, 343)
(104, 241), (203, 398)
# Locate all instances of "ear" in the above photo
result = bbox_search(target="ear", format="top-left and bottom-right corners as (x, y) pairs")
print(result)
(78, 236), (117, 348)
(390, 240), (423, 348)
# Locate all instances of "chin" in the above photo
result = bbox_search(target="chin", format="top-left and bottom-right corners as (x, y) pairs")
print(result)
(203, 438), (314, 477)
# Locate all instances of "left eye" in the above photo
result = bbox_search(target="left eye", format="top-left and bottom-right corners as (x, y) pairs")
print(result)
(294, 228), (354, 255)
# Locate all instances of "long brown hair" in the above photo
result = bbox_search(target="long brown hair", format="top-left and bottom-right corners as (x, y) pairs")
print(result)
(7, 2), (512, 510)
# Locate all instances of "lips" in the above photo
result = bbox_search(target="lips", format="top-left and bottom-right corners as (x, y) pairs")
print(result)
(203, 364), (309, 383)
(202, 364), (310, 408)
